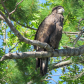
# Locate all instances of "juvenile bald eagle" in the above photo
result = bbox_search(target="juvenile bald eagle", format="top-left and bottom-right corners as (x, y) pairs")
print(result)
(34, 6), (64, 76)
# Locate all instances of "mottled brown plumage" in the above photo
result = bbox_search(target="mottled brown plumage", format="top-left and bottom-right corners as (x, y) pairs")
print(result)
(34, 6), (64, 76)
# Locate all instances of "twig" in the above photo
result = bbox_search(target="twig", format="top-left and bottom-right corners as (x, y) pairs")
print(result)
(17, 21), (37, 30)
(69, 71), (84, 80)
(44, 78), (58, 83)
(73, 29), (84, 46)
(63, 31), (84, 35)
(78, 18), (84, 30)
(9, 42), (19, 52)
(69, 37), (84, 41)
(56, 56), (70, 64)
(48, 74), (63, 76)
(45, 74), (63, 79)
(72, 18), (84, 46)
(9, 0), (24, 15)
(11, 17), (37, 30)
(0, 0), (7, 4)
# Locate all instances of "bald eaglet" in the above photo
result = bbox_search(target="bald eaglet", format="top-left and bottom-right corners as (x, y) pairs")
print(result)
(34, 6), (64, 76)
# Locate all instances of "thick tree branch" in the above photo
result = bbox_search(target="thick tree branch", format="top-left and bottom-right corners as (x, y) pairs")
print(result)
(0, 11), (52, 51)
(0, 45), (84, 61)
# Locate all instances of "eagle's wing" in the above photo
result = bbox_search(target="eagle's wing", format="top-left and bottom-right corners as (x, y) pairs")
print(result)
(35, 14), (56, 76)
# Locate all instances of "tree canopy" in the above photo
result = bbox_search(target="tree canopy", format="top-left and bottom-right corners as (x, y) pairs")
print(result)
(0, 0), (84, 84)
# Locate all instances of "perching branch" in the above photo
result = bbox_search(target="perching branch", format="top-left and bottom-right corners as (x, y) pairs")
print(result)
(0, 45), (84, 61)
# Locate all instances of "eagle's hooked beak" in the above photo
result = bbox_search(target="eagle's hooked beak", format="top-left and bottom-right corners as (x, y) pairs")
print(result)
(58, 8), (64, 14)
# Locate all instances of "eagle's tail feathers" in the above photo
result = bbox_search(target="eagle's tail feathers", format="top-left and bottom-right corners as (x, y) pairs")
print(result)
(40, 58), (48, 76)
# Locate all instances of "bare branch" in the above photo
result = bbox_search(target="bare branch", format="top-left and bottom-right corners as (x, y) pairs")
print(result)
(0, 45), (84, 61)
(9, 0), (24, 15)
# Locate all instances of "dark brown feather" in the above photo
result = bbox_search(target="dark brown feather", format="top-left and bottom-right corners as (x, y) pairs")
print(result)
(34, 6), (64, 76)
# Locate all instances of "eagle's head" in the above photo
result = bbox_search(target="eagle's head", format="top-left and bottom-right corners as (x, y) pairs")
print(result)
(52, 6), (64, 14)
